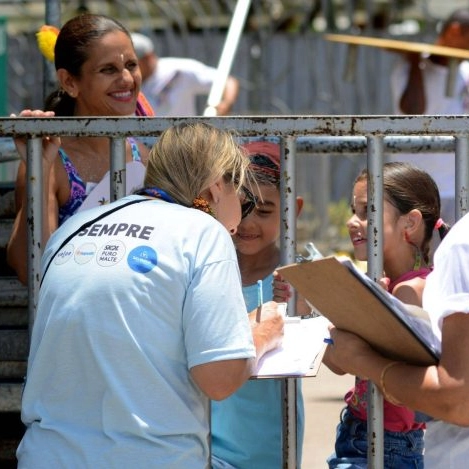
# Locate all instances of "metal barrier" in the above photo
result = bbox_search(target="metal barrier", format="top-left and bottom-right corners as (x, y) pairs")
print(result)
(1, 114), (468, 469)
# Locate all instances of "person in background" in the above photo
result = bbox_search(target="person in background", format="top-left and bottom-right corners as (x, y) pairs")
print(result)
(211, 141), (305, 469)
(389, 8), (469, 226)
(131, 32), (239, 116)
(16, 122), (284, 469)
(7, 14), (152, 285)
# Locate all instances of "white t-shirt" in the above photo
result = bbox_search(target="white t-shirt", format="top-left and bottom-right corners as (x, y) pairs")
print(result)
(422, 212), (469, 468)
(17, 195), (255, 469)
(142, 57), (217, 116)
(389, 57), (469, 204)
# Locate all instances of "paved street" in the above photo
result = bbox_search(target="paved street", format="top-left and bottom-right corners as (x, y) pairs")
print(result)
(301, 366), (355, 468)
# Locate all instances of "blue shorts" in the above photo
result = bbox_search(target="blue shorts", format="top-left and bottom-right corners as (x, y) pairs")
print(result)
(327, 408), (424, 469)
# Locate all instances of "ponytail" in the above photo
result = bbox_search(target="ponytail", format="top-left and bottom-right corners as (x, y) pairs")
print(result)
(435, 218), (451, 240)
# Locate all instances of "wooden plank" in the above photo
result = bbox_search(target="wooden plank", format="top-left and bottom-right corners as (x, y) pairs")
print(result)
(324, 33), (469, 59)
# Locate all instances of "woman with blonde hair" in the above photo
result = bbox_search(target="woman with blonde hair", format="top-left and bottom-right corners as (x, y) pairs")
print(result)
(16, 122), (284, 469)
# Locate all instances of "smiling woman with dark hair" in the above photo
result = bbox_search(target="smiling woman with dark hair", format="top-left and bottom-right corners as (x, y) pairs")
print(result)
(7, 13), (152, 285)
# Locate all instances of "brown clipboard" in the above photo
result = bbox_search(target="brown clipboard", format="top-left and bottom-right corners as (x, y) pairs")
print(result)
(324, 33), (469, 60)
(277, 257), (440, 366)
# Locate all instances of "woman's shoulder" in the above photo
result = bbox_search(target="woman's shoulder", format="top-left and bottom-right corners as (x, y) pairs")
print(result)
(392, 274), (427, 306)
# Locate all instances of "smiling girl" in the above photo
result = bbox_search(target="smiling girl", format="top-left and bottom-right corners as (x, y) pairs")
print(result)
(211, 142), (304, 469)
(327, 161), (450, 469)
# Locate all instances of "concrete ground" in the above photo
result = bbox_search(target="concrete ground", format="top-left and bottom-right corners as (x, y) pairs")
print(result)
(301, 366), (355, 468)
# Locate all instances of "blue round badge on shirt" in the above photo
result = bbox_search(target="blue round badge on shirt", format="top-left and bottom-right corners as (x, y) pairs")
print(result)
(127, 246), (158, 273)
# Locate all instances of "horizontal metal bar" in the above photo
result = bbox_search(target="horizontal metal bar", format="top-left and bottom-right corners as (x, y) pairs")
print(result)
(293, 136), (455, 154)
(0, 134), (458, 165)
(1, 115), (469, 138)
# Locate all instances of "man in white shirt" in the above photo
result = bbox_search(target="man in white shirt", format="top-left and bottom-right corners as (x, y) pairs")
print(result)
(389, 8), (469, 225)
(131, 32), (239, 117)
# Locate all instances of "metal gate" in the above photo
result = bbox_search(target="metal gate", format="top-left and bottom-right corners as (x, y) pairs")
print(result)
(1, 113), (468, 468)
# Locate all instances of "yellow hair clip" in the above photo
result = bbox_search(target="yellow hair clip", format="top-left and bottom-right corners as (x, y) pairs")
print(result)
(36, 25), (60, 62)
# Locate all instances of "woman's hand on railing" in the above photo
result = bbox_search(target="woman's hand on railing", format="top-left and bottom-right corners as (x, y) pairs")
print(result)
(11, 110), (61, 165)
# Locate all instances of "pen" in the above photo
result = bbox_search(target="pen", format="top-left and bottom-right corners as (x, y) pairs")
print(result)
(256, 279), (263, 323)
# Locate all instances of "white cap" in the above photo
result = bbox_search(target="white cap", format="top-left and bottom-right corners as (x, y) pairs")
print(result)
(131, 32), (154, 59)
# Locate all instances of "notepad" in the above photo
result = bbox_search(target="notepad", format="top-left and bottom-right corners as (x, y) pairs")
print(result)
(253, 315), (330, 378)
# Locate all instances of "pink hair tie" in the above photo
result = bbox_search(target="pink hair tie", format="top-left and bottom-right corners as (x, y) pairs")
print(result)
(434, 218), (444, 230)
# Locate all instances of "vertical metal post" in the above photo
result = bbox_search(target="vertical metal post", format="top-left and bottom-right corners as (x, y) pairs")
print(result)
(44, 0), (61, 101)
(316, 155), (330, 239)
(455, 136), (469, 220)
(320, 0), (336, 30)
(445, 59), (458, 97)
(0, 16), (7, 116)
(366, 136), (384, 469)
(110, 138), (126, 202)
(27, 138), (43, 335)
(45, 0), (61, 28)
(279, 136), (298, 468)
(28, 0), (61, 340)
(343, 45), (358, 82)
